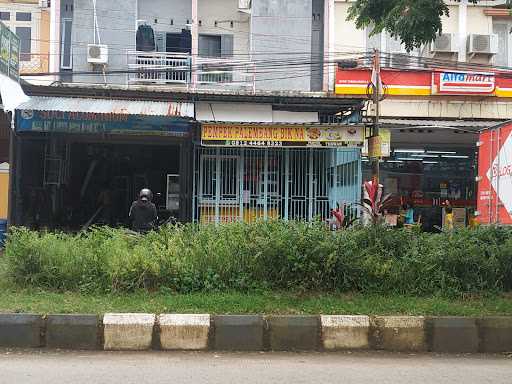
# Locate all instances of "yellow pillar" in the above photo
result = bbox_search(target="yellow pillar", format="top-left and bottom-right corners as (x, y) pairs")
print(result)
(0, 163), (9, 219)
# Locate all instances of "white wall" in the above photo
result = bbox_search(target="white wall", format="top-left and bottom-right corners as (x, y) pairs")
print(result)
(333, 1), (365, 54)
(196, 103), (320, 123)
(138, 0), (191, 34)
(198, 0), (250, 57)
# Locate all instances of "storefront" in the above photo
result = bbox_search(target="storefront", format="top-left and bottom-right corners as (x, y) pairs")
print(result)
(360, 123), (485, 230)
(12, 96), (195, 229)
(335, 65), (510, 231)
(193, 123), (364, 223)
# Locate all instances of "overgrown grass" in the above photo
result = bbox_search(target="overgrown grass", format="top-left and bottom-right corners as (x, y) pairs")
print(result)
(3, 222), (512, 297)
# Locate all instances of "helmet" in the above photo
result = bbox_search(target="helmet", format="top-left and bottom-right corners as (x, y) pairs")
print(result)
(139, 188), (152, 202)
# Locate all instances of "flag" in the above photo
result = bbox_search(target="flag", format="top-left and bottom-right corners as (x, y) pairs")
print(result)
(371, 52), (383, 97)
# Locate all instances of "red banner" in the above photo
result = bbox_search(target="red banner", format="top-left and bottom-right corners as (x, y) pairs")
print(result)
(477, 123), (512, 225)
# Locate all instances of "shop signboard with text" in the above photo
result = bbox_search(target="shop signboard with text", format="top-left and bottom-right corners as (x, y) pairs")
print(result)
(432, 71), (495, 95)
(201, 123), (365, 148)
(477, 122), (512, 225)
(16, 110), (192, 137)
(0, 21), (20, 81)
(335, 67), (512, 98)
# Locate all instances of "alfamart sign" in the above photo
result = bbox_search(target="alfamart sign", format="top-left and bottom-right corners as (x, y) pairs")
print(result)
(435, 71), (495, 95)
(0, 21), (20, 81)
(335, 68), (510, 97)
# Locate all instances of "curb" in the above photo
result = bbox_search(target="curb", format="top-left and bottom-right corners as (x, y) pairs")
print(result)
(0, 313), (511, 353)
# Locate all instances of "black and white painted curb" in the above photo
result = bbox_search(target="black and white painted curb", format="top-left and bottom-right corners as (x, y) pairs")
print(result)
(0, 313), (511, 353)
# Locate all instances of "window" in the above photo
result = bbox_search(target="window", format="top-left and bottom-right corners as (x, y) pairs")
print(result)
(16, 27), (31, 61)
(199, 35), (221, 57)
(61, 19), (72, 69)
(16, 12), (31, 22)
(493, 22), (509, 67)
(198, 34), (233, 58)
(0, 12), (10, 21)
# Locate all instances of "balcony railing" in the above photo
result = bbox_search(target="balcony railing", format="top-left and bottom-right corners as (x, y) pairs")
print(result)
(127, 51), (255, 91)
(20, 53), (50, 75)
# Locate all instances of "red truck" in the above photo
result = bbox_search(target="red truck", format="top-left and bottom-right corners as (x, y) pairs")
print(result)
(477, 122), (512, 225)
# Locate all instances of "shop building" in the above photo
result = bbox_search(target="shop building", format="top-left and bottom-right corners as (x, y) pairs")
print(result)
(10, 84), (366, 228)
(335, 66), (508, 230)
(194, 123), (363, 224)
(11, 93), (195, 229)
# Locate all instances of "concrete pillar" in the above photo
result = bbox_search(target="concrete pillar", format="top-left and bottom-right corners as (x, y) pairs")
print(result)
(324, 0), (335, 92)
(49, 0), (61, 80)
(458, 0), (468, 62)
(191, 0), (198, 88)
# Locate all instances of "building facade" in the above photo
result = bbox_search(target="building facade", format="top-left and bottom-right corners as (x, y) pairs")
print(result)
(0, 0), (50, 79)
(334, 0), (511, 230)
(49, 0), (332, 92)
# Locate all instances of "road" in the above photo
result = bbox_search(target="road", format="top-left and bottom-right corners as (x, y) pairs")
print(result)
(1, 350), (511, 384)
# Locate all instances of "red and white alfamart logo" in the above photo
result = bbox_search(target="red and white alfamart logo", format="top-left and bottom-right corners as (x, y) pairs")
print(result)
(439, 72), (495, 94)
(486, 132), (512, 216)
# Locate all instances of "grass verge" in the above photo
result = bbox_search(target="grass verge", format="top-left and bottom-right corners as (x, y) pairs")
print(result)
(0, 283), (511, 316)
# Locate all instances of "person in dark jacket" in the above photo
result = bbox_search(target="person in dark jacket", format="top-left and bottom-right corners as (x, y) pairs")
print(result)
(129, 188), (157, 233)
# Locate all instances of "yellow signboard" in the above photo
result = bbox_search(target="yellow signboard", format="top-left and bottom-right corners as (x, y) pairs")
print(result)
(201, 123), (364, 147)
(368, 135), (382, 158)
(362, 129), (391, 158)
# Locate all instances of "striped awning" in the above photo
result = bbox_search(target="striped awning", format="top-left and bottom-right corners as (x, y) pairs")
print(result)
(18, 96), (194, 118)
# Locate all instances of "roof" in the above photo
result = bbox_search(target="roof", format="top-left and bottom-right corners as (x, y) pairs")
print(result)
(380, 118), (506, 131)
(21, 83), (365, 113)
(18, 96), (194, 118)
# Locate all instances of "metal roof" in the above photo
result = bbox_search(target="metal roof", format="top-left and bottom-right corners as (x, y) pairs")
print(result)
(18, 96), (194, 118)
(22, 83), (365, 112)
(380, 118), (505, 130)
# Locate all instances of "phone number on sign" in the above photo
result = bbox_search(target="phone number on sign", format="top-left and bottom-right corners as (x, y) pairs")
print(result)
(227, 140), (283, 147)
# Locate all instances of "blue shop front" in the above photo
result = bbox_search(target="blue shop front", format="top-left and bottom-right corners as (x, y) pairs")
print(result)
(12, 96), (196, 229)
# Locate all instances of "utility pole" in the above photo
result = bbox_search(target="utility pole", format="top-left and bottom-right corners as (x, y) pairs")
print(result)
(371, 49), (381, 184)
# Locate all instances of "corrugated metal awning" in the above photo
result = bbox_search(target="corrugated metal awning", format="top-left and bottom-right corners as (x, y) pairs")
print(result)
(380, 118), (504, 130)
(18, 96), (194, 118)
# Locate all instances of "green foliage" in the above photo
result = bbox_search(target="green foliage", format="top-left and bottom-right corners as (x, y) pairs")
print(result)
(3, 223), (512, 297)
(347, 0), (490, 52)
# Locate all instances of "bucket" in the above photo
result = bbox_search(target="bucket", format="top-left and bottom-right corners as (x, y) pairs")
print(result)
(0, 219), (7, 247)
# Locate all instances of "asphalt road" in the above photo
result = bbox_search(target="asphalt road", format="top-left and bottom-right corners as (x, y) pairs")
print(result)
(1, 350), (511, 384)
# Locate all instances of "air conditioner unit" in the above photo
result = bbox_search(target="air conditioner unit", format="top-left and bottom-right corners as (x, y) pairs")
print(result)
(87, 44), (108, 64)
(39, 0), (50, 8)
(467, 34), (498, 56)
(239, 0), (251, 12)
(430, 33), (459, 53)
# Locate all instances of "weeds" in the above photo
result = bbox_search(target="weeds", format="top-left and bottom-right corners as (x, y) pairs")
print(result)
(3, 222), (512, 296)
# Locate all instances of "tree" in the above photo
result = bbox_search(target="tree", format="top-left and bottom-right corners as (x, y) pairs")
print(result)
(347, 0), (511, 52)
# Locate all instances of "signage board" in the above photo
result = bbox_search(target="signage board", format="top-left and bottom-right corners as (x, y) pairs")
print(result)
(335, 67), (512, 97)
(0, 21), (20, 81)
(362, 129), (391, 158)
(367, 135), (382, 158)
(434, 71), (495, 95)
(201, 123), (364, 148)
(16, 110), (192, 137)
(477, 123), (512, 225)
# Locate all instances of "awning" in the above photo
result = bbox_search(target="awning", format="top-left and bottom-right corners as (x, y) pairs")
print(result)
(18, 96), (194, 118)
(380, 118), (505, 131)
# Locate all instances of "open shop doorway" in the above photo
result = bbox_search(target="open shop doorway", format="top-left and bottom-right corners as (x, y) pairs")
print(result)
(69, 142), (182, 229)
(18, 138), (187, 231)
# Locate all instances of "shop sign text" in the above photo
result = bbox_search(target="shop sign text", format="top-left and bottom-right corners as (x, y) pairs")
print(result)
(438, 71), (495, 94)
(16, 110), (191, 137)
(201, 123), (364, 148)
